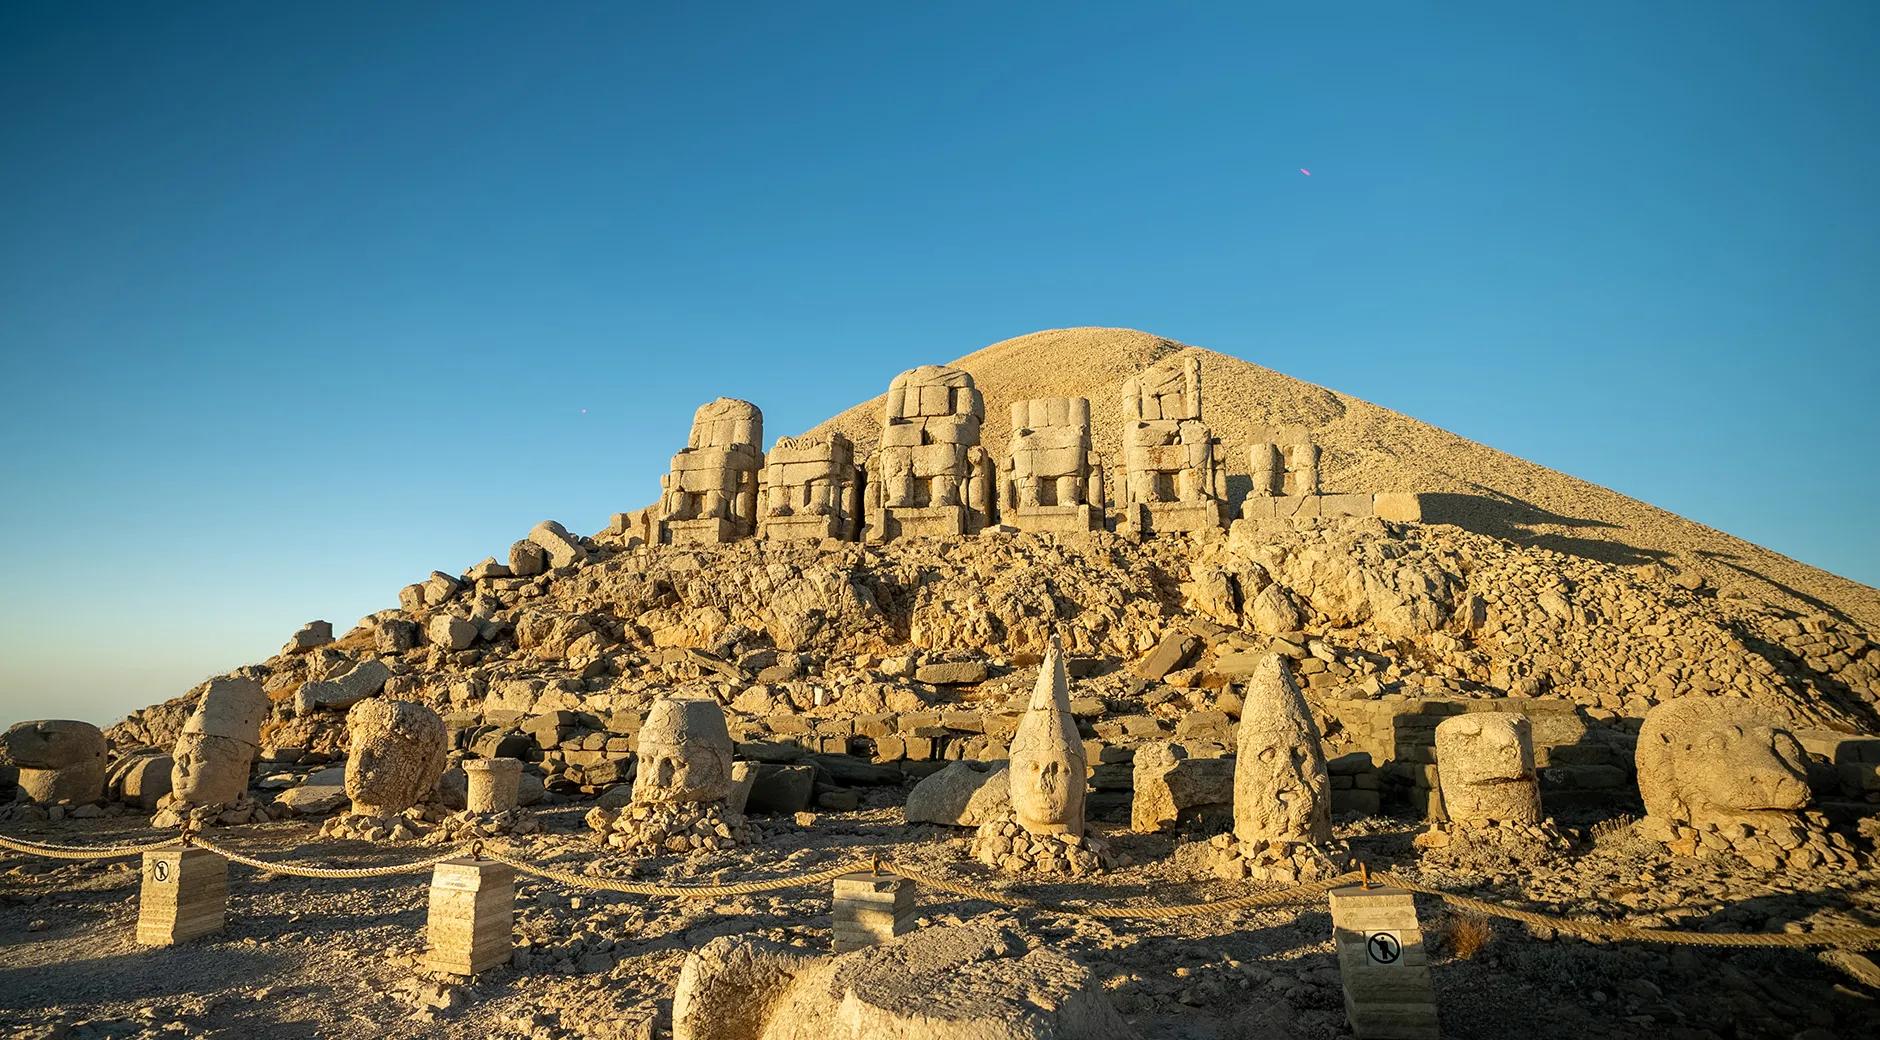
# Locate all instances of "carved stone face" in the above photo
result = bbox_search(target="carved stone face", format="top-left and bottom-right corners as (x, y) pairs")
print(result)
(170, 732), (254, 806)
(1008, 649), (1086, 838)
(1435, 713), (1542, 826)
(632, 699), (734, 806)
(1638, 697), (1813, 831)
(1233, 655), (1331, 846)
(343, 700), (447, 817)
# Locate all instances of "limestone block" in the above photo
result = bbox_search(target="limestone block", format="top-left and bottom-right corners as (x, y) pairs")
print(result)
(466, 557), (511, 580)
(528, 520), (586, 568)
(507, 539), (548, 577)
(831, 873), (915, 953)
(904, 761), (1010, 826)
(746, 763), (816, 814)
(424, 858), (514, 975)
(1318, 493), (1375, 518)
(915, 660), (987, 685)
(343, 699), (448, 817)
(1329, 885), (1439, 1039)
(137, 849), (227, 946)
(632, 697), (734, 806)
(1007, 646), (1087, 838)
(284, 620), (333, 652)
(1131, 742), (1234, 833)
(116, 753), (174, 811)
(1373, 492), (1424, 523)
(422, 571), (462, 606)
(294, 658), (392, 716)
(464, 757), (524, 813)
(1434, 713), (1542, 826)
(1234, 655), (1332, 845)
(428, 614), (479, 651)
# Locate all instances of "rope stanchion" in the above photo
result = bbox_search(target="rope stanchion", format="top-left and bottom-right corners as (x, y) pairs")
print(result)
(0, 832), (184, 860)
(481, 849), (872, 897)
(189, 836), (473, 879)
(1372, 871), (1880, 950)
(883, 864), (1362, 920)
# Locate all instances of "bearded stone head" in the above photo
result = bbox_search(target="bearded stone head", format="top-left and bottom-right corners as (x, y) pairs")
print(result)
(1638, 697), (1811, 831)
(343, 699), (447, 817)
(1233, 655), (1331, 845)
(1008, 646), (1086, 838)
(632, 698), (734, 806)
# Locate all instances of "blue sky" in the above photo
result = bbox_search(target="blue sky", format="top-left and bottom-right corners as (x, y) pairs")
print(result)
(1, 2), (1875, 725)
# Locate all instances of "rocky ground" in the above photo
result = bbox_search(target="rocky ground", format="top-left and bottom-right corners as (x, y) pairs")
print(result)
(3, 799), (1877, 1040)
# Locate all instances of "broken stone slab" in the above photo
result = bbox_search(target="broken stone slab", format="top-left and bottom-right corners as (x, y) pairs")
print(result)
(1130, 741), (1234, 833)
(673, 919), (1138, 1040)
(745, 763), (816, 814)
(283, 620), (334, 653)
(274, 767), (349, 815)
(1133, 631), (1198, 680)
(904, 760), (1011, 826)
(466, 557), (511, 580)
(914, 660), (988, 685)
(528, 520), (586, 568)
(294, 659), (393, 717)
(422, 571), (462, 606)
(427, 615), (478, 652)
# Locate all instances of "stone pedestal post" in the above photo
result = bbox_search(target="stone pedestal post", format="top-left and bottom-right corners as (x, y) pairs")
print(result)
(464, 757), (524, 813)
(137, 848), (227, 945)
(831, 871), (914, 953)
(1329, 884), (1440, 1039)
(424, 857), (514, 975)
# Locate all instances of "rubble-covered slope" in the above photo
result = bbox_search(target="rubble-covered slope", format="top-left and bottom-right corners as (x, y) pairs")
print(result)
(809, 327), (1880, 630)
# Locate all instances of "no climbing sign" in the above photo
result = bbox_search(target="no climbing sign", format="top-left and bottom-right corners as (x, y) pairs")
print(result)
(1365, 930), (1404, 965)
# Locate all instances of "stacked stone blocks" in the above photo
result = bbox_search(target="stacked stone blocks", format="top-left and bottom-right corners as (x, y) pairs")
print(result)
(424, 858), (515, 975)
(831, 872), (915, 953)
(137, 848), (227, 946)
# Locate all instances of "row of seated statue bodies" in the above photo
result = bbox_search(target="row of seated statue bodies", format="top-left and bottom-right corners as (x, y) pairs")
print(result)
(655, 357), (1324, 545)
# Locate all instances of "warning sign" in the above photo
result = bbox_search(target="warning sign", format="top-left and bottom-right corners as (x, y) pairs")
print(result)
(151, 859), (171, 884)
(1365, 930), (1403, 965)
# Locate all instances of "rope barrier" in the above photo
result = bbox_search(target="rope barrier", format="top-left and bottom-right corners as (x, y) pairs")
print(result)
(0, 832), (183, 860)
(1372, 871), (1880, 951)
(188, 836), (472, 879)
(5, 828), (1878, 949)
(883, 863), (1362, 920)
(481, 849), (872, 897)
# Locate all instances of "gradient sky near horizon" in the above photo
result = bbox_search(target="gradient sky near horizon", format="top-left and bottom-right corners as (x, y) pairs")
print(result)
(2, 3), (1876, 726)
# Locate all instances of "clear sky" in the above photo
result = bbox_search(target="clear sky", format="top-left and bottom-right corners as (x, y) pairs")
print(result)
(1, 2), (1875, 727)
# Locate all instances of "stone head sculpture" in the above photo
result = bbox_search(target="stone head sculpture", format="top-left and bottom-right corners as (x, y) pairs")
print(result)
(632, 698), (735, 806)
(1233, 655), (1332, 846)
(343, 699), (448, 817)
(1434, 712), (1542, 826)
(1637, 696), (1810, 831)
(170, 676), (269, 806)
(1007, 643), (1087, 838)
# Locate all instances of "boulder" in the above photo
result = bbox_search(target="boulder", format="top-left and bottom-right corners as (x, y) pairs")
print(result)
(904, 761), (1011, 826)
(294, 659), (392, 717)
(672, 920), (1138, 1040)
(528, 520), (586, 568)
(283, 620), (334, 653)
(427, 615), (478, 652)
(422, 570), (462, 606)
(745, 763), (816, 814)
(915, 661), (988, 685)
(1133, 631), (1198, 681)
(467, 557), (512, 580)
(1130, 742), (1233, 833)
(376, 619), (420, 653)
(508, 539), (548, 578)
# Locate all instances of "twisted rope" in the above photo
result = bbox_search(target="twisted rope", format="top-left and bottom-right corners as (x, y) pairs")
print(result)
(1373, 871), (1880, 950)
(884, 863), (1362, 920)
(0, 832), (183, 860)
(189, 836), (472, 879)
(483, 849), (872, 896)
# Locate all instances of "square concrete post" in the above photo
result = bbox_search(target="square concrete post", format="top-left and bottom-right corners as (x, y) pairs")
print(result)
(137, 848), (227, 945)
(1329, 884), (1440, 1039)
(832, 871), (914, 953)
(424, 857), (514, 975)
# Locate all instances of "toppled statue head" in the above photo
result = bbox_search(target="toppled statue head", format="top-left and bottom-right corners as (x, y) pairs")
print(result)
(1434, 712), (1543, 827)
(1007, 643), (1087, 838)
(1233, 655), (1331, 846)
(1637, 696), (1810, 831)
(632, 698), (735, 806)
(343, 699), (448, 817)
